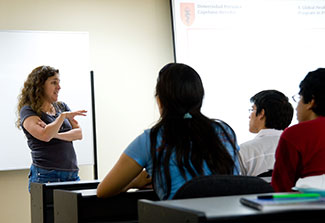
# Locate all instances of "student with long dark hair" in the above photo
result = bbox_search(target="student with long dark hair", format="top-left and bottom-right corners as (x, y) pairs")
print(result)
(97, 63), (240, 200)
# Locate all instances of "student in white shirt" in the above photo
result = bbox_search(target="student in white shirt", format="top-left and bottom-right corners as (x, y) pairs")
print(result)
(239, 90), (293, 176)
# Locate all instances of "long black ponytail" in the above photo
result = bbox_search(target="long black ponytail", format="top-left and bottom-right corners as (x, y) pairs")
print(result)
(150, 63), (237, 199)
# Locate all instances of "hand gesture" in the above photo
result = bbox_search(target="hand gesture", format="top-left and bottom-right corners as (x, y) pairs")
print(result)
(63, 110), (87, 124)
(63, 110), (87, 119)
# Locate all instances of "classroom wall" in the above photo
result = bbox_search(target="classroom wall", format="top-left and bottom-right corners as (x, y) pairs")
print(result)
(0, 0), (173, 222)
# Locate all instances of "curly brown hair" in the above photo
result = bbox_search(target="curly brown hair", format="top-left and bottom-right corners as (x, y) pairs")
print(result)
(16, 66), (59, 129)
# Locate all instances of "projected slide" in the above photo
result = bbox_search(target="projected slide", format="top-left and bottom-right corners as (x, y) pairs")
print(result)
(171, 0), (325, 143)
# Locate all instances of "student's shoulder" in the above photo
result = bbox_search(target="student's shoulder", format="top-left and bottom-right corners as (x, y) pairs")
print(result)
(282, 121), (309, 137)
(133, 129), (152, 143)
(213, 119), (236, 137)
(124, 129), (152, 155)
(213, 119), (231, 131)
(239, 139), (256, 150)
(239, 138), (263, 157)
(143, 129), (151, 137)
(280, 122), (314, 144)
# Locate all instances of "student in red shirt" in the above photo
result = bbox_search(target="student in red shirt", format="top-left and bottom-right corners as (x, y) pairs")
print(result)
(271, 68), (325, 191)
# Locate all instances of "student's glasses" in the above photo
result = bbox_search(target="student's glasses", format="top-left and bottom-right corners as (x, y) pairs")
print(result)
(292, 94), (301, 103)
(248, 108), (256, 113)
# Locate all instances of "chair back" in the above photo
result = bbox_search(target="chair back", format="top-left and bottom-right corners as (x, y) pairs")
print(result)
(257, 169), (273, 177)
(173, 175), (274, 199)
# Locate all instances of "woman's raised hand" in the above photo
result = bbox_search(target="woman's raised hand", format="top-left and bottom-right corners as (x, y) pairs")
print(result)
(63, 110), (87, 119)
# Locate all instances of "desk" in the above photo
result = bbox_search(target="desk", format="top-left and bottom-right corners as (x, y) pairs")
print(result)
(30, 180), (100, 223)
(138, 193), (325, 223)
(54, 188), (158, 223)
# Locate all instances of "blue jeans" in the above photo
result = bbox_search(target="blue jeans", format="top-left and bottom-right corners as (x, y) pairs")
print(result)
(28, 164), (80, 192)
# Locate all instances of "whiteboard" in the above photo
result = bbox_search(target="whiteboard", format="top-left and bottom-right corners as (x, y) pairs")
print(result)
(0, 30), (94, 171)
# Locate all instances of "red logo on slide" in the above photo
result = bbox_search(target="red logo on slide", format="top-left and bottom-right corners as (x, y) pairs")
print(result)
(180, 3), (195, 26)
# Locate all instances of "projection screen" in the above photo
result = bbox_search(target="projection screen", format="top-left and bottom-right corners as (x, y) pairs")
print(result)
(171, 0), (325, 143)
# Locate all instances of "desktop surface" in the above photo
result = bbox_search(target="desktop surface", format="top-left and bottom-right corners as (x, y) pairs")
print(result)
(138, 193), (325, 223)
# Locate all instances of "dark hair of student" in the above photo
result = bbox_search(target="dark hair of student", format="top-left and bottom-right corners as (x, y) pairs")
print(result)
(250, 90), (293, 130)
(299, 68), (325, 116)
(149, 63), (236, 199)
(16, 66), (59, 129)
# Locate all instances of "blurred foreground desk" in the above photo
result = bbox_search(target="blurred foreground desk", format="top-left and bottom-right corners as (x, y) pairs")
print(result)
(31, 180), (100, 223)
(54, 188), (158, 223)
(138, 193), (325, 223)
